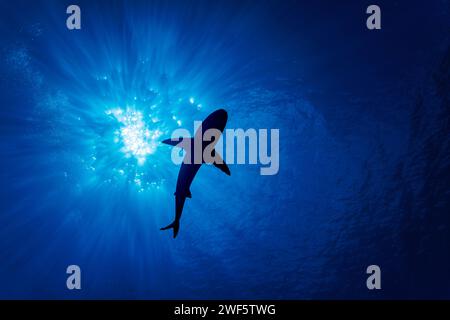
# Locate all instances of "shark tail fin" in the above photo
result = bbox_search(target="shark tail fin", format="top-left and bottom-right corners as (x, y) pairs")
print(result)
(160, 220), (180, 238)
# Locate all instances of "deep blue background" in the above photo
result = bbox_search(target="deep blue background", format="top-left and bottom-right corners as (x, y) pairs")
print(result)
(0, 0), (449, 299)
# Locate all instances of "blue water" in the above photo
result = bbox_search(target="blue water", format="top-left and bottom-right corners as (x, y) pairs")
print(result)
(0, 0), (449, 299)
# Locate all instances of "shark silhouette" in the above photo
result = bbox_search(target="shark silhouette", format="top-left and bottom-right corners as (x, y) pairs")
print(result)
(160, 109), (231, 238)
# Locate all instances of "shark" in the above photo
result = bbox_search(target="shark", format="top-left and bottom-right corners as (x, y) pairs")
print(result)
(160, 109), (231, 238)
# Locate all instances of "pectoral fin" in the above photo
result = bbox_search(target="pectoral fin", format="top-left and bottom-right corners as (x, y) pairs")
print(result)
(213, 154), (231, 176)
(162, 137), (192, 150)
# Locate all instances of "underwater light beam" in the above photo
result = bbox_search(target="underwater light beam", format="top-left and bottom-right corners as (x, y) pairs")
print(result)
(107, 107), (162, 165)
